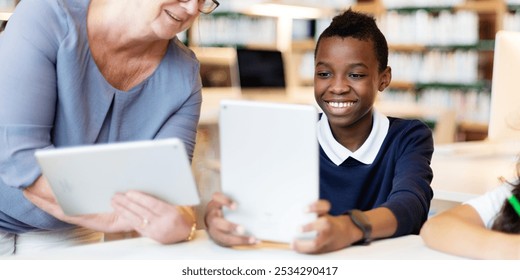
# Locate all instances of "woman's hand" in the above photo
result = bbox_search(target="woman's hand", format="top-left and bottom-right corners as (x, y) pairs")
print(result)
(204, 192), (257, 247)
(24, 176), (195, 244)
(111, 190), (196, 244)
(23, 176), (133, 233)
(291, 200), (355, 254)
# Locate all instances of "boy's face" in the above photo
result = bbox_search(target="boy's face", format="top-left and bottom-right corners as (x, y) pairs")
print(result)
(314, 36), (391, 132)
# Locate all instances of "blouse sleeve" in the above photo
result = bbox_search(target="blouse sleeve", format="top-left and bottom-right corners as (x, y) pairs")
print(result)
(155, 66), (202, 161)
(0, 0), (66, 189)
(0, 0), (73, 231)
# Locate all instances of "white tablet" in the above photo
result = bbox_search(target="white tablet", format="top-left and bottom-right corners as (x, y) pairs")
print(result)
(35, 138), (200, 216)
(219, 100), (319, 243)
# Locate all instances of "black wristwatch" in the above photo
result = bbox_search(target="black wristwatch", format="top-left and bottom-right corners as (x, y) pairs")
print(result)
(346, 209), (372, 245)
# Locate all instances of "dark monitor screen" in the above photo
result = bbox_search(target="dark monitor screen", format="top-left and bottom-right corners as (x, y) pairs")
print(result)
(236, 48), (286, 88)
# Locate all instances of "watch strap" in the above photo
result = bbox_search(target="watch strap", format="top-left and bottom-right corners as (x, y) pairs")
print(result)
(346, 209), (372, 245)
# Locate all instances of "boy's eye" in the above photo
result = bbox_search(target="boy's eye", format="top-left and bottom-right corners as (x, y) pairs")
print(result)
(316, 72), (331, 78)
(349, 73), (366, 78)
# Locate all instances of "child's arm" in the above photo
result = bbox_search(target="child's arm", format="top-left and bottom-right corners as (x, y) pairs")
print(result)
(363, 207), (398, 239)
(292, 202), (397, 254)
(420, 204), (520, 259)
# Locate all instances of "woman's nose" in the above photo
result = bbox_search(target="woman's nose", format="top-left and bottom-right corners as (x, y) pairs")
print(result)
(180, 0), (199, 15)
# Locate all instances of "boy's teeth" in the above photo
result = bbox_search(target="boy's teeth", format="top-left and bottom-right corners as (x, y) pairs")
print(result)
(329, 102), (354, 108)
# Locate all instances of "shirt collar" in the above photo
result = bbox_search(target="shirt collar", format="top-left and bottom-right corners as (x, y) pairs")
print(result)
(317, 110), (389, 166)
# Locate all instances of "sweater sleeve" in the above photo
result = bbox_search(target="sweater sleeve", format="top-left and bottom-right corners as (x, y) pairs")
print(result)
(382, 120), (434, 236)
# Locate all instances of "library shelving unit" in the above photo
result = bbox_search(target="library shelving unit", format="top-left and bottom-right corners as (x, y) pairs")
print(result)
(188, 0), (516, 141)
(353, 0), (511, 141)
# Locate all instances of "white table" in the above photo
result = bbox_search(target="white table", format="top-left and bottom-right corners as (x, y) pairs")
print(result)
(431, 140), (520, 203)
(12, 230), (464, 260)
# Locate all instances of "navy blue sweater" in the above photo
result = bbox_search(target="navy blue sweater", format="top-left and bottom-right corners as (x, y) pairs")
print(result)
(319, 117), (434, 237)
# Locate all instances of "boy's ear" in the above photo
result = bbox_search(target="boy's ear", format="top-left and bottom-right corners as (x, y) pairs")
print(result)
(378, 67), (392, 92)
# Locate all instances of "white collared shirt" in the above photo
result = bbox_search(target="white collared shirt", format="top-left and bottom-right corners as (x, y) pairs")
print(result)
(317, 110), (390, 166)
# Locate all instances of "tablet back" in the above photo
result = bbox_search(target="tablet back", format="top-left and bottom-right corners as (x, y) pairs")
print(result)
(35, 138), (200, 215)
(219, 100), (319, 243)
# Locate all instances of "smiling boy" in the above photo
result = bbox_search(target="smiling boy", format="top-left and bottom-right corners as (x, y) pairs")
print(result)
(205, 9), (434, 254)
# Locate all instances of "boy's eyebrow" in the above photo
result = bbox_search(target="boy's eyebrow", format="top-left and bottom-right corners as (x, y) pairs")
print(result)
(315, 61), (369, 69)
(315, 61), (329, 67)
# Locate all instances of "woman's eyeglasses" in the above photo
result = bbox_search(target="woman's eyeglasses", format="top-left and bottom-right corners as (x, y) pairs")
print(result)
(199, 0), (219, 14)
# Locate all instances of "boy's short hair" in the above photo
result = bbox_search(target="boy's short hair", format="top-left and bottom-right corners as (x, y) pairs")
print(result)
(315, 8), (388, 73)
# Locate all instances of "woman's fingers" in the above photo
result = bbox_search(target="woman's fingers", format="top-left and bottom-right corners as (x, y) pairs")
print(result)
(110, 191), (180, 238)
(112, 193), (154, 226)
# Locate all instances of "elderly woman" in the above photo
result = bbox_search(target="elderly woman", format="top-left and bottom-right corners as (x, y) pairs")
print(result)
(0, 0), (218, 255)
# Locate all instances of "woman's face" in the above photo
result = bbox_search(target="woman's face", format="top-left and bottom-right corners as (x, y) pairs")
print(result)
(147, 0), (201, 39)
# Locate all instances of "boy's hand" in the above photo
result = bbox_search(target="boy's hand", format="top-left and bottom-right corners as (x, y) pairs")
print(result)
(292, 200), (360, 254)
(205, 192), (258, 247)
